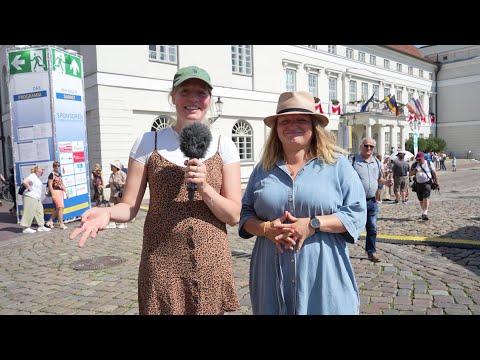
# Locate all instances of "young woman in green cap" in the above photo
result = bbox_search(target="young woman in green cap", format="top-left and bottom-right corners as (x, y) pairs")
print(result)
(70, 66), (241, 315)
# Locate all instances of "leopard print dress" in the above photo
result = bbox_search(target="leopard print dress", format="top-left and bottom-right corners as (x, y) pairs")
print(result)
(138, 134), (240, 315)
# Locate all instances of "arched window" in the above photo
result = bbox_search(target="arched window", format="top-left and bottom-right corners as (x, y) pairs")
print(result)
(232, 120), (253, 161)
(151, 115), (175, 131)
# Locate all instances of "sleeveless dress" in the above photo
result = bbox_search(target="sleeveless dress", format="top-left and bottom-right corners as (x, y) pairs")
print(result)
(137, 132), (240, 314)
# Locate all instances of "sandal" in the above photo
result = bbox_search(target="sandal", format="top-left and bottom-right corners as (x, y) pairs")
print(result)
(45, 221), (54, 229)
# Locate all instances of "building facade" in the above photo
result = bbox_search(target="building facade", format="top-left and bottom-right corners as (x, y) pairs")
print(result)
(419, 45), (480, 159)
(0, 45), (438, 194)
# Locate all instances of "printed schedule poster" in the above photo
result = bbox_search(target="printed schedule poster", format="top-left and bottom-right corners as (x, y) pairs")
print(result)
(7, 47), (55, 221)
(51, 47), (90, 220)
(7, 46), (90, 222)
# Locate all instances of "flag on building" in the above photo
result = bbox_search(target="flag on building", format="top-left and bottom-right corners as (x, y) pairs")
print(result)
(314, 97), (324, 113)
(331, 102), (342, 115)
(413, 98), (426, 121)
(360, 92), (375, 112)
(406, 98), (419, 118)
(385, 95), (399, 116)
(429, 113), (435, 123)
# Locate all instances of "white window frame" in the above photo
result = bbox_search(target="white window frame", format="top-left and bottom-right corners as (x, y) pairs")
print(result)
(151, 115), (175, 131)
(329, 78), (337, 101)
(308, 73), (318, 97)
(370, 55), (376, 65)
(285, 68), (296, 92)
(231, 45), (252, 75)
(328, 45), (337, 54)
(349, 80), (357, 102)
(408, 66), (413, 75)
(384, 87), (391, 98)
(361, 82), (368, 100)
(358, 52), (365, 62)
(397, 63), (402, 72)
(232, 120), (253, 162)
(346, 48), (354, 59)
(384, 59), (390, 69)
(372, 85), (379, 99)
(149, 45), (177, 64)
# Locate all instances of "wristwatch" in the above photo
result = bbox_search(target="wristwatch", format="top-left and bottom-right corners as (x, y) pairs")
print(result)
(309, 215), (321, 233)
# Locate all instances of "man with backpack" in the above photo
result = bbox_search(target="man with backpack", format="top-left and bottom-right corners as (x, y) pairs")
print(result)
(352, 138), (393, 263)
(409, 152), (440, 221)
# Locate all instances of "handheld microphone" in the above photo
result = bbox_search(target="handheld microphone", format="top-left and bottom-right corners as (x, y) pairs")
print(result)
(179, 122), (213, 201)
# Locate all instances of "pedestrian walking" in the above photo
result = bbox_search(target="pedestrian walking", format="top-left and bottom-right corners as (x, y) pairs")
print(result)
(410, 151), (440, 220)
(45, 161), (70, 229)
(19, 166), (51, 234)
(352, 138), (393, 263)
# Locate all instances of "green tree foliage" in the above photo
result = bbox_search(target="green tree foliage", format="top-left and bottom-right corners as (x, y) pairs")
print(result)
(405, 137), (447, 154)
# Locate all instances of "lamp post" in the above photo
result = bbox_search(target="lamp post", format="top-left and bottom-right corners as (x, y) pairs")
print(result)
(208, 97), (223, 124)
(409, 118), (422, 156)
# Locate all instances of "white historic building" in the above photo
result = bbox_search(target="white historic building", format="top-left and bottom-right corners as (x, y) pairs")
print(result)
(0, 45), (438, 193)
(419, 45), (480, 160)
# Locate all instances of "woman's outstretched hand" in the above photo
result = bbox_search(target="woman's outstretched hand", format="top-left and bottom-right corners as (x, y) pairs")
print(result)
(69, 207), (111, 248)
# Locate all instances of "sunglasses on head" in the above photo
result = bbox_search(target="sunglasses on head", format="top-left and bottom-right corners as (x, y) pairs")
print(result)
(363, 145), (375, 149)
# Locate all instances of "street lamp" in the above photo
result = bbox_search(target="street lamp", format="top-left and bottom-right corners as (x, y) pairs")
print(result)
(208, 97), (223, 124)
(409, 118), (423, 156)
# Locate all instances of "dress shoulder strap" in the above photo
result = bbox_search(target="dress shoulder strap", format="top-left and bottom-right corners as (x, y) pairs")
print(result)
(154, 130), (158, 151)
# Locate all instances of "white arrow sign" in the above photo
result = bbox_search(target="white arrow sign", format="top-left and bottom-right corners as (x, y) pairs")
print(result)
(70, 59), (79, 76)
(11, 55), (25, 70)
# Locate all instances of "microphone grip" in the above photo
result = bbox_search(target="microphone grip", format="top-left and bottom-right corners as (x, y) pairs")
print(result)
(187, 182), (196, 202)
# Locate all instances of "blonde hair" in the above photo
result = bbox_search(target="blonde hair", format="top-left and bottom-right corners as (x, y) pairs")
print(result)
(31, 165), (42, 173)
(94, 163), (101, 171)
(260, 116), (346, 171)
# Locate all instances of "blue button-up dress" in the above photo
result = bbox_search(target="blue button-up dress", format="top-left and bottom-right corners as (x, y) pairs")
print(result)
(239, 155), (367, 315)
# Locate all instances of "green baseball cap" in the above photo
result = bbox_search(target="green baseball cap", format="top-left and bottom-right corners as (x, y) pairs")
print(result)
(173, 66), (212, 89)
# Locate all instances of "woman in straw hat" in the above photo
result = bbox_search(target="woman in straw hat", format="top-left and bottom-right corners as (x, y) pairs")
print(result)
(239, 91), (367, 315)
(70, 66), (241, 315)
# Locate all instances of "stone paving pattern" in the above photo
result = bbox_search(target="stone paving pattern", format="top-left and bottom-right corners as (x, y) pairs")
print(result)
(1, 160), (479, 315)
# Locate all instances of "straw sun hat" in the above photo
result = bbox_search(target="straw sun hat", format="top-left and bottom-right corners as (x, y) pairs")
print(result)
(263, 91), (329, 128)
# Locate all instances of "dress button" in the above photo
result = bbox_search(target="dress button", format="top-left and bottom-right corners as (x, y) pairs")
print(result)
(291, 279), (295, 283)
(291, 258), (294, 263)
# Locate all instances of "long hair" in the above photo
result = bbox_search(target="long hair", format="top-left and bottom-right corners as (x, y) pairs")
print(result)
(260, 116), (346, 171)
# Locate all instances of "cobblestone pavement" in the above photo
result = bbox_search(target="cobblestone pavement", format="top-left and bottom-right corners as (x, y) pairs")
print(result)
(1, 161), (479, 315)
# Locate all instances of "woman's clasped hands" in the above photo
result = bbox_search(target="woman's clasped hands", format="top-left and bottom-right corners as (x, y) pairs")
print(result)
(264, 211), (315, 253)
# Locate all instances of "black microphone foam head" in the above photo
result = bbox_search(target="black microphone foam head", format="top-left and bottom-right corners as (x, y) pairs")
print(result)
(179, 122), (213, 159)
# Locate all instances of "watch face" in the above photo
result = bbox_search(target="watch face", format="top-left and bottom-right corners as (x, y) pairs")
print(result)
(310, 217), (320, 229)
